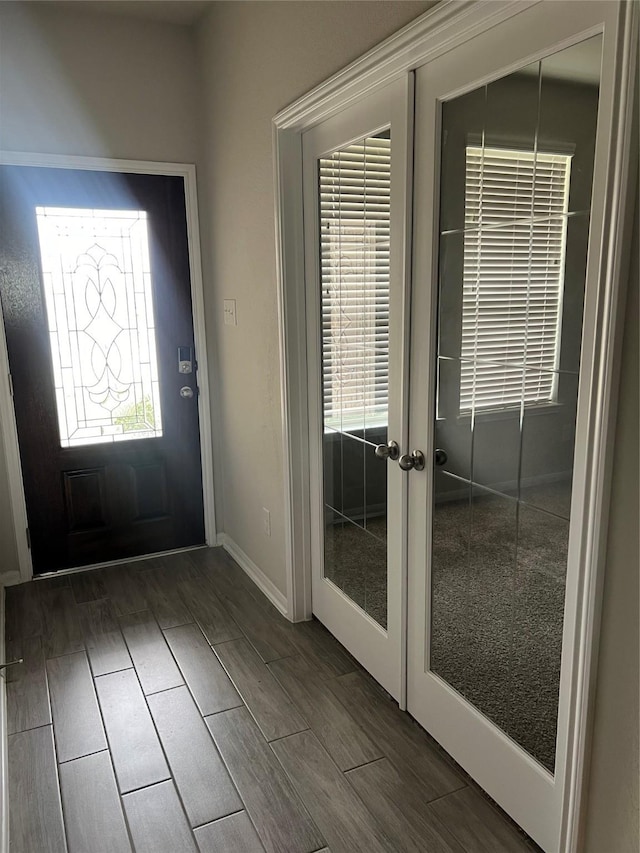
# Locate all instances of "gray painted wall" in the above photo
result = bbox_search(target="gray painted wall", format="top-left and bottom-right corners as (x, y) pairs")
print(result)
(195, 0), (436, 592)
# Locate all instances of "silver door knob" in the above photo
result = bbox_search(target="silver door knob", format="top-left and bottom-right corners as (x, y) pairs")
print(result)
(179, 386), (194, 399)
(374, 440), (400, 461)
(398, 450), (426, 471)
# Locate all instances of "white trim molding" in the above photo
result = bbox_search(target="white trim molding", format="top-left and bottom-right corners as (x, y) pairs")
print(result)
(218, 534), (289, 617)
(0, 152), (217, 583)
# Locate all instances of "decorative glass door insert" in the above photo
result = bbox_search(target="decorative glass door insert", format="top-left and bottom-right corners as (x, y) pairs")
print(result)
(35, 206), (163, 447)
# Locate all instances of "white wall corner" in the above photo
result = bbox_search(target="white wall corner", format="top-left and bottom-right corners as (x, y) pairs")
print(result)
(218, 534), (289, 618)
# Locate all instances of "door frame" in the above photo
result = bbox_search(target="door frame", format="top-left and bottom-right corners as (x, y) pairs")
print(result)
(273, 0), (637, 850)
(0, 151), (217, 585)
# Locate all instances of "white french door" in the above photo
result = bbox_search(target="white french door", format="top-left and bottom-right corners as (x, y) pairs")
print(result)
(407, 3), (627, 851)
(300, 1), (633, 850)
(303, 78), (412, 701)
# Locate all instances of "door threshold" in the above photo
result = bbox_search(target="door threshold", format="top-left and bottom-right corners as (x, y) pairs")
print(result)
(33, 544), (209, 580)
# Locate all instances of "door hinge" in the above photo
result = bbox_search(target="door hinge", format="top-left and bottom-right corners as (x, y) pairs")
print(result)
(25, 527), (31, 549)
(8, 373), (13, 397)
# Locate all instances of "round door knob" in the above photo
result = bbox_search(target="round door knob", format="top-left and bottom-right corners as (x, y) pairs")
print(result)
(374, 440), (399, 461)
(398, 450), (426, 471)
(179, 386), (194, 399)
(435, 448), (448, 466)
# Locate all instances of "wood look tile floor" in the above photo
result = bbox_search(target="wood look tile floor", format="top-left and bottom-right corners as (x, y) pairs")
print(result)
(4, 547), (540, 853)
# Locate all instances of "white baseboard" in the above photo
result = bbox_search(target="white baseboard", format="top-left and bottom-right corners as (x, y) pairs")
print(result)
(1, 585), (9, 853)
(217, 534), (289, 618)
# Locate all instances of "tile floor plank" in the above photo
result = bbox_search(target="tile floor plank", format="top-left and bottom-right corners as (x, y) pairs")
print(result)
(206, 707), (324, 853)
(70, 569), (107, 604)
(5, 582), (43, 640)
(6, 636), (51, 735)
(95, 668), (170, 793)
(207, 577), (297, 662)
(179, 576), (243, 645)
(329, 671), (464, 800)
(289, 619), (358, 680)
(47, 651), (107, 763)
(8, 725), (67, 853)
(346, 758), (467, 853)
(150, 550), (203, 582)
(427, 786), (533, 853)
(123, 780), (198, 853)
(269, 654), (381, 770)
(119, 610), (183, 694)
(78, 599), (133, 677)
(148, 686), (242, 828)
(141, 566), (194, 629)
(59, 750), (132, 853)
(194, 811), (265, 853)
(40, 586), (85, 658)
(270, 730), (392, 853)
(215, 639), (307, 741)
(101, 564), (148, 616)
(164, 623), (242, 716)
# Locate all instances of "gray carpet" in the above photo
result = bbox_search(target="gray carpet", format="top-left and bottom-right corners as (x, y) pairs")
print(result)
(324, 489), (568, 773)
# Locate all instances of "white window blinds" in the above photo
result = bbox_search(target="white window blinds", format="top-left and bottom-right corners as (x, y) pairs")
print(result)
(460, 146), (571, 412)
(319, 136), (390, 430)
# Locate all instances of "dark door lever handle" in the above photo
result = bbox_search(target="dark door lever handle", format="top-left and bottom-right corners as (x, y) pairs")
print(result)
(435, 448), (448, 466)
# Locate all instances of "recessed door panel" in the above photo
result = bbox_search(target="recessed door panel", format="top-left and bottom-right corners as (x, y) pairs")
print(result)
(63, 469), (108, 533)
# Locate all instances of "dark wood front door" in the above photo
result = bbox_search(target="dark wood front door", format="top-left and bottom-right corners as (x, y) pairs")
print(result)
(0, 166), (206, 573)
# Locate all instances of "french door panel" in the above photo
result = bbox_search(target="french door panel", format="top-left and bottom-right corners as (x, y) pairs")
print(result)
(303, 78), (412, 701)
(0, 167), (205, 573)
(407, 3), (623, 851)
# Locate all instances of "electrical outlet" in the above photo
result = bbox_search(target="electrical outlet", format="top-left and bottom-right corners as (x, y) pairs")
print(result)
(262, 507), (271, 537)
(223, 299), (237, 326)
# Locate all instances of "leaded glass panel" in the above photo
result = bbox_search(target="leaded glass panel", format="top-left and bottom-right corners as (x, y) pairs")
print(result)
(35, 206), (163, 447)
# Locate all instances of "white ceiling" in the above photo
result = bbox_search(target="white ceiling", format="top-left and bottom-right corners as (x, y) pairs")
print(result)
(35, 1), (212, 26)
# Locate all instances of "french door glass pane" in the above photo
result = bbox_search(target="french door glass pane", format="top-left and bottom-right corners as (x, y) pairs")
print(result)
(35, 207), (163, 447)
(430, 37), (602, 772)
(319, 132), (391, 629)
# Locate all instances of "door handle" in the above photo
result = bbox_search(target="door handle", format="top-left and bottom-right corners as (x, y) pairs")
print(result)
(374, 440), (400, 461)
(435, 448), (448, 466)
(0, 658), (23, 672)
(398, 450), (426, 471)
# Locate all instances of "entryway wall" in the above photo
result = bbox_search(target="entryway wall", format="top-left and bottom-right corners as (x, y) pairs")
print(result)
(0, 3), (636, 851)
(0, 1), (204, 581)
